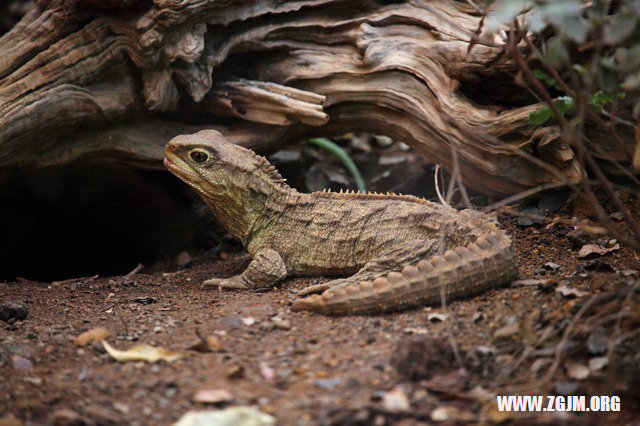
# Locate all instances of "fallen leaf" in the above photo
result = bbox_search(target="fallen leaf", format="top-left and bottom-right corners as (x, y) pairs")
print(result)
(193, 389), (232, 405)
(102, 341), (185, 363)
(493, 323), (520, 339)
(175, 407), (275, 426)
(403, 327), (428, 335)
(577, 243), (620, 259)
(427, 313), (447, 322)
(75, 328), (111, 346)
(12, 355), (33, 370)
(589, 356), (609, 371)
(543, 262), (560, 271)
(556, 285), (589, 298)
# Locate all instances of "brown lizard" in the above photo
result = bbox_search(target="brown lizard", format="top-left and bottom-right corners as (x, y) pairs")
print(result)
(164, 129), (518, 315)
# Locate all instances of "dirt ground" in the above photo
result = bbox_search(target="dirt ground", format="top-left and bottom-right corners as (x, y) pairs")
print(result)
(1, 201), (640, 425)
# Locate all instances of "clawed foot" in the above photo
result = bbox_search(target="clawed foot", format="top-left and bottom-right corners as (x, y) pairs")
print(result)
(201, 276), (248, 290)
(297, 282), (330, 297)
(297, 278), (353, 297)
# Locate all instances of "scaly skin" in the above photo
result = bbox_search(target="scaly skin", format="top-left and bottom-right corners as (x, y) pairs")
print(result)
(164, 129), (518, 315)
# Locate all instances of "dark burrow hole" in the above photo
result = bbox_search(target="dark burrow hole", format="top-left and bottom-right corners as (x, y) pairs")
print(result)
(0, 163), (211, 282)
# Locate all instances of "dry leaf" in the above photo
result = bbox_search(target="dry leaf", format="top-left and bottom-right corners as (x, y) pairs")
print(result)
(102, 341), (185, 363)
(577, 243), (620, 259)
(75, 328), (111, 346)
(556, 285), (589, 298)
(565, 361), (590, 380)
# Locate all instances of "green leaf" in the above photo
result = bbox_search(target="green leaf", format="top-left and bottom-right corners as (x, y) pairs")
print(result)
(556, 96), (576, 114)
(529, 96), (576, 125)
(533, 68), (561, 90)
(529, 106), (553, 125)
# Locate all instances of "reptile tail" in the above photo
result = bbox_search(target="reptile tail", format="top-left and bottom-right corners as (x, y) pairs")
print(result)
(291, 231), (517, 315)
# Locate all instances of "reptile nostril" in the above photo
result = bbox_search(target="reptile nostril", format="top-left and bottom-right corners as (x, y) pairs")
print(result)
(166, 142), (178, 154)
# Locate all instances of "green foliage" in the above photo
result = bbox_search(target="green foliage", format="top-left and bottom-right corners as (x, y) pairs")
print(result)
(529, 96), (576, 125)
(488, 0), (639, 116)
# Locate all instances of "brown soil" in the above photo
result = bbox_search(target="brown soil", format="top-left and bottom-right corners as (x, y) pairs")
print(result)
(1, 212), (639, 425)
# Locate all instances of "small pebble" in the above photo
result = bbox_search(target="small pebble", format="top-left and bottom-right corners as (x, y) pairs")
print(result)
(0, 301), (28, 323)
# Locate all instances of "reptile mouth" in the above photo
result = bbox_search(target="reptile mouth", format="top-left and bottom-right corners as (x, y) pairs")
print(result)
(164, 155), (197, 182)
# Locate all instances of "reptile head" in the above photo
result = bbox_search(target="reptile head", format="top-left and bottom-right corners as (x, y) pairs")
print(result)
(164, 129), (262, 194)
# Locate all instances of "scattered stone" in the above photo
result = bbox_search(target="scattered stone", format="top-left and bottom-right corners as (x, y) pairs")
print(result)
(75, 328), (111, 347)
(577, 243), (620, 259)
(566, 229), (597, 249)
(312, 378), (343, 389)
(543, 262), (560, 272)
(373, 134), (393, 147)
(225, 363), (244, 379)
(259, 361), (276, 382)
(587, 327), (608, 355)
(565, 361), (590, 380)
(175, 251), (193, 267)
(193, 389), (232, 405)
(241, 317), (256, 326)
(423, 370), (466, 393)
(0, 301), (28, 323)
(620, 269), (638, 277)
(581, 260), (614, 272)
(393, 337), (460, 380)
(175, 407), (275, 426)
(610, 211), (624, 221)
(49, 409), (83, 426)
(382, 386), (410, 411)
(12, 355), (33, 370)
(553, 381), (580, 395)
(271, 317), (291, 330)
(113, 403), (130, 415)
(220, 316), (244, 330)
(431, 406), (474, 422)
(133, 297), (157, 305)
(472, 312), (484, 323)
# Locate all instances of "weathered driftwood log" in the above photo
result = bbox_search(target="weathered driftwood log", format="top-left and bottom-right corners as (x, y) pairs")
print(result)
(0, 0), (610, 196)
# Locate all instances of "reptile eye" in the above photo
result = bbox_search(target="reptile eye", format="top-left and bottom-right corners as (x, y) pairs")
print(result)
(189, 149), (209, 164)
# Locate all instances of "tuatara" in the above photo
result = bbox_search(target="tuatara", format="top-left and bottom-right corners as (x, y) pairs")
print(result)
(164, 130), (518, 315)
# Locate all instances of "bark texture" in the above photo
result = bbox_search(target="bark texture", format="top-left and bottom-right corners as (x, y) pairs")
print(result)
(0, 0), (618, 196)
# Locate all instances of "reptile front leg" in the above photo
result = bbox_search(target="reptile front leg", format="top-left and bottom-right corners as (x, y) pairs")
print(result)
(203, 248), (287, 290)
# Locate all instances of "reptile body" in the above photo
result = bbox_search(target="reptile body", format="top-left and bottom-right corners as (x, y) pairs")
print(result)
(164, 130), (518, 315)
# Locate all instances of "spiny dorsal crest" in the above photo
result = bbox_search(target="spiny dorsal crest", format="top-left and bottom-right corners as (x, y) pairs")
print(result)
(253, 155), (287, 186)
(313, 188), (434, 206)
